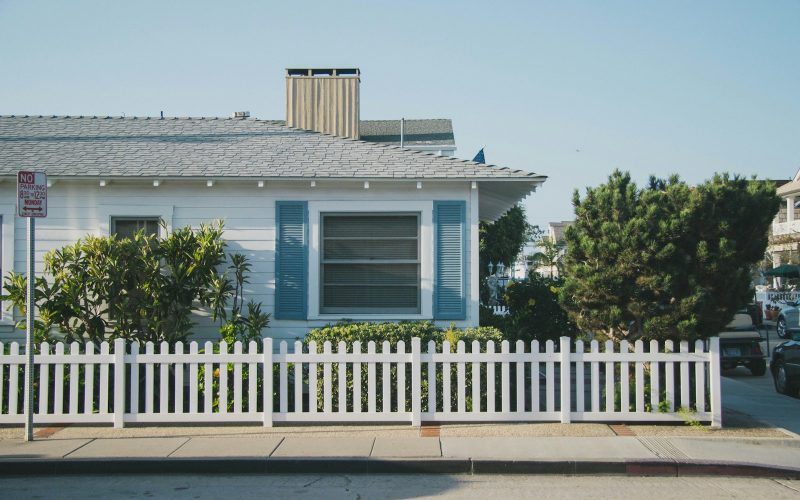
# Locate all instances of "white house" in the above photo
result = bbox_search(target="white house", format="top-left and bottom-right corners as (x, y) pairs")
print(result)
(0, 68), (546, 342)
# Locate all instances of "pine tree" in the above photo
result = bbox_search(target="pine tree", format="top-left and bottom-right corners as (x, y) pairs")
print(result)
(560, 170), (779, 341)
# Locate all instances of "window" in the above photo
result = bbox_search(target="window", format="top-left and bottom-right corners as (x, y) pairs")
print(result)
(320, 213), (420, 314)
(110, 217), (160, 239)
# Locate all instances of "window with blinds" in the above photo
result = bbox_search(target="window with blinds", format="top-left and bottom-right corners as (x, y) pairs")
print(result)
(111, 217), (160, 239)
(321, 213), (420, 314)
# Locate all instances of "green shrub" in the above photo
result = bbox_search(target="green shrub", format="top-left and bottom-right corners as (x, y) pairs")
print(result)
(1, 221), (270, 345)
(303, 321), (504, 413)
(482, 275), (578, 343)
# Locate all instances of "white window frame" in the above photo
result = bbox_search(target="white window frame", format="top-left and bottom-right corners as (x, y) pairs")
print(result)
(110, 216), (163, 239)
(320, 212), (421, 315)
(98, 205), (174, 238)
(308, 200), (433, 320)
(0, 205), (16, 325)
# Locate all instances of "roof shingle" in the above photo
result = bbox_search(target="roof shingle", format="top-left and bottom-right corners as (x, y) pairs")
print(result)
(0, 116), (543, 181)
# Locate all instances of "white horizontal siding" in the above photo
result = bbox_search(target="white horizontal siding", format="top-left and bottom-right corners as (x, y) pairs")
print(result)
(0, 179), (477, 342)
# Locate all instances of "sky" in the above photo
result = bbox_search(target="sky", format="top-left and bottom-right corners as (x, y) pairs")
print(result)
(1, 0), (798, 229)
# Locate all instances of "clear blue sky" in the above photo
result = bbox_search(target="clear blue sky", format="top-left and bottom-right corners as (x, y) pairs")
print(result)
(1, 0), (798, 228)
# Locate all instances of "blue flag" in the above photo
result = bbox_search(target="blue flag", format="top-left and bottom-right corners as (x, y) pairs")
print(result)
(472, 148), (485, 164)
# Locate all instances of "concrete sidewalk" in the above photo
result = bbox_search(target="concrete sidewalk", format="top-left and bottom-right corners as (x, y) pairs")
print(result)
(0, 423), (799, 477)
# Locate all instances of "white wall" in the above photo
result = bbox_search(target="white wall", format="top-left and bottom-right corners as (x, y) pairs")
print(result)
(0, 179), (479, 341)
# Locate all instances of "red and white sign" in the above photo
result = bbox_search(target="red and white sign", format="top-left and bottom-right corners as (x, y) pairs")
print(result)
(17, 171), (47, 218)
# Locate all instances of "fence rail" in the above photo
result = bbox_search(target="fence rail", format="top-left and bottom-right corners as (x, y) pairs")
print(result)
(0, 337), (722, 428)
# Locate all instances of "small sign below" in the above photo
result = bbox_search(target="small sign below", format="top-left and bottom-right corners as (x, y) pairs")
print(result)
(17, 171), (47, 218)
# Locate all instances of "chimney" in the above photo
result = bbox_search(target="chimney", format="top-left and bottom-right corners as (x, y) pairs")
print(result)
(286, 68), (360, 139)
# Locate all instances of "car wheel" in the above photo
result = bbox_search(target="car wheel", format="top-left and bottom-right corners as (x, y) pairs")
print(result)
(773, 360), (798, 395)
(777, 317), (789, 339)
(749, 360), (767, 376)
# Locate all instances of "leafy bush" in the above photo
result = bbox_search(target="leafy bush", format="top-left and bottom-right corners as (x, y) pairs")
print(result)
(304, 321), (503, 412)
(481, 275), (578, 343)
(2, 221), (269, 344)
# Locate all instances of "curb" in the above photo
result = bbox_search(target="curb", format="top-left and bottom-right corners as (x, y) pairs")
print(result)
(0, 457), (799, 478)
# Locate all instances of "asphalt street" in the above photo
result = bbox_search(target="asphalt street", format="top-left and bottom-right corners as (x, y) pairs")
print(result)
(2, 474), (800, 499)
(722, 325), (800, 435)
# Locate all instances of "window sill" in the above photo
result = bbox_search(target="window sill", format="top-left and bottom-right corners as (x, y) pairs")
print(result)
(310, 314), (431, 321)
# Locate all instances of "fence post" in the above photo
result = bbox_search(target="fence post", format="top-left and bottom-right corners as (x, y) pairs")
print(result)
(411, 337), (422, 427)
(113, 339), (125, 428)
(708, 337), (722, 428)
(560, 336), (571, 424)
(263, 338), (273, 427)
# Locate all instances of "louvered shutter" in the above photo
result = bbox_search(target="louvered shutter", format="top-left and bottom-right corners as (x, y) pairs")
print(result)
(275, 201), (308, 319)
(433, 201), (466, 319)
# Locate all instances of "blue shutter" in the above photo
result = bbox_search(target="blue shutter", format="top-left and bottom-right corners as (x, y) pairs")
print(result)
(275, 201), (308, 319)
(434, 201), (467, 320)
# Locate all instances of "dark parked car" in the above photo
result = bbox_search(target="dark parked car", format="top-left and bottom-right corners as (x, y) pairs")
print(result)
(771, 331), (800, 396)
(720, 312), (766, 376)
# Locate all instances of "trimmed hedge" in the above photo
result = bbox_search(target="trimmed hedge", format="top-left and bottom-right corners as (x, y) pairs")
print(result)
(304, 321), (503, 352)
(303, 321), (504, 413)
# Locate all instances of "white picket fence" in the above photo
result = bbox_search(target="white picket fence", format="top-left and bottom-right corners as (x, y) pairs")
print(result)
(0, 337), (722, 428)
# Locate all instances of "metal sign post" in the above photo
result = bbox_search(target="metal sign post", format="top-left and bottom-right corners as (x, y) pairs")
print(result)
(17, 171), (47, 442)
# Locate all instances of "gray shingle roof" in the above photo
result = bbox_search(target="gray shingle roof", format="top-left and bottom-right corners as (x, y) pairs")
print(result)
(0, 115), (543, 181)
(359, 119), (454, 147)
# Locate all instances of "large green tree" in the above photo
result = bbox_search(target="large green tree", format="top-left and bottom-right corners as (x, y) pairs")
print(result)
(560, 170), (780, 341)
(479, 204), (537, 279)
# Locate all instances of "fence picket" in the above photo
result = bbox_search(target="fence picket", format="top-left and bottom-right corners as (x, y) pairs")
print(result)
(635, 340), (644, 413)
(263, 338), (273, 426)
(472, 340), (480, 413)
(515, 340), (525, 413)
(457, 341), (466, 413)
(695, 339), (706, 412)
(354, 342), (362, 413)
(188, 342), (198, 413)
(531, 340), (540, 413)
(145, 342), (155, 414)
(248, 341), (257, 414)
(219, 341), (228, 414)
(590, 340), (599, 412)
(294, 341), (303, 414)
(234, 342), (243, 414)
(174, 342), (184, 414)
(545, 340), (555, 413)
(604, 341), (614, 412)
(398, 341), (406, 413)
(367, 341), (375, 413)
(159, 342), (169, 414)
(323, 341), (332, 414)
(203, 341), (213, 414)
(100, 342), (109, 414)
(620, 340), (629, 414)
(680, 341), (689, 410)
(130, 342), (139, 414)
(443, 341), (452, 413)
(38, 343), (49, 415)
(381, 341), (391, 413)
(84, 342), (95, 416)
(309, 341), (318, 414)
(68, 343), (79, 414)
(53, 343), (62, 415)
(501, 340), (510, 413)
(427, 340), (436, 413)
(665, 340), (675, 412)
(486, 341), (495, 413)
(575, 340), (584, 414)
(338, 341), (347, 413)
(280, 341), (289, 413)
(650, 340), (659, 413)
